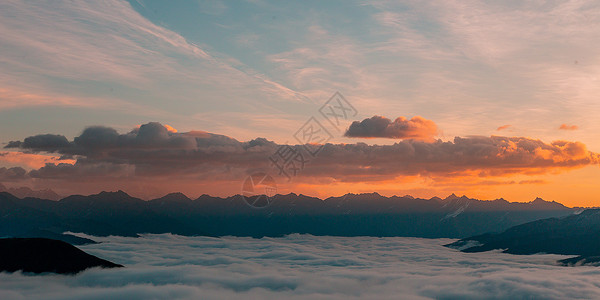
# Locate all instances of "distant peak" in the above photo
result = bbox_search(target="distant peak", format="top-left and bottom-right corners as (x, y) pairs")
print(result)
(164, 192), (190, 199)
(196, 194), (226, 201)
(360, 192), (382, 197)
(532, 197), (546, 203)
(444, 193), (459, 201)
(0, 185), (61, 200)
(165, 192), (187, 197)
(98, 190), (130, 197)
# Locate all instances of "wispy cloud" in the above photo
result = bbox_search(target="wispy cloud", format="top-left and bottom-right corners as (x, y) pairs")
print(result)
(0, 0), (307, 119)
(559, 124), (579, 131)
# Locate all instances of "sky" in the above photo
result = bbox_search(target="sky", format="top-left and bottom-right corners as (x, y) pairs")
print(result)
(3, 234), (600, 299)
(0, 0), (599, 205)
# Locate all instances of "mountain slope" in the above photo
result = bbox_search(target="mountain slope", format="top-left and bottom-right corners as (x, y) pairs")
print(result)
(0, 238), (122, 274)
(446, 209), (600, 265)
(0, 192), (95, 244)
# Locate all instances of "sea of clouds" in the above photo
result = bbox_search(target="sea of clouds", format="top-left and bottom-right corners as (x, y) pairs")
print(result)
(2, 234), (600, 299)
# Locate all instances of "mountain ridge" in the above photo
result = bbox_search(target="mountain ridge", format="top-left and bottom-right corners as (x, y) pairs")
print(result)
(5, 188), (574, 208)
(446, 208), (600, 266)
(0, 190), (578, 240)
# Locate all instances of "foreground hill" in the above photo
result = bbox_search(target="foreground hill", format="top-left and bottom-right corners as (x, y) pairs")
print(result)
(0, 191), (575, 239)
(446, 209), (600, 265)
(0, 238), (122, 274)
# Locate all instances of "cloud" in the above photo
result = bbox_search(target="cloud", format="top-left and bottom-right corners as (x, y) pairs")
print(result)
(310, 136), (599, 182)
(6, 134), (70, 151)
(1, 234), (599, 299)
(3, 122), (599, 197)
(28, 162), (134, 180)
(0, 0), (311, 137)
(519, 179), (548, 185)
(497, 125), (511, 131)
(0, 166), (27, 182)
(559, 124), (579, 130)
(344, 116), (438, 141)
(0, 151), (74, 169)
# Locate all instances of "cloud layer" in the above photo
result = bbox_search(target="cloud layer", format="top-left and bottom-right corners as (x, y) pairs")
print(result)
(2, 122), (599, 198)
(1, 234), (599, 299)
(344, 115), (438, 141)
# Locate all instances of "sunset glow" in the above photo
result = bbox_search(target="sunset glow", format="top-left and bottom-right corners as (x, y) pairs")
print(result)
(0, 0), (599, 207)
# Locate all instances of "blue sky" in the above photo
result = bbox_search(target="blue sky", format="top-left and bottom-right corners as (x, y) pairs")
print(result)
(1, 0), (598, 147)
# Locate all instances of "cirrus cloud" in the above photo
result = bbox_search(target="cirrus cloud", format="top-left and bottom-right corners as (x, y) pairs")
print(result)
(497, 125), (511, 131)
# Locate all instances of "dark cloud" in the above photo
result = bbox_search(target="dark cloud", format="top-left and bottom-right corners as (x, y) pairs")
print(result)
(73, 126), (120, 149)
(28, 162), (133, 179)
(344, 115), (438, 141)
(4, 122), (599, 187)
(7, 122), (201, 155)
(0, 166), (28, 182)
(303, 136), (599, 181)
(5, 134), (70, 151)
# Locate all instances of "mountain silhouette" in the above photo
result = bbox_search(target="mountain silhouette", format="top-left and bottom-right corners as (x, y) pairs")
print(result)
(446, 208), (600, 265)
(0, 190), (575, 239)
(0, 184), (61, 200)
(0, 238), (122, 274)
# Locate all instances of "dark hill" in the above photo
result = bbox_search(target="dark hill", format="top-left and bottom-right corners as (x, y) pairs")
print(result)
(0, 238), (122, 274)
(446, 209), (600, 266)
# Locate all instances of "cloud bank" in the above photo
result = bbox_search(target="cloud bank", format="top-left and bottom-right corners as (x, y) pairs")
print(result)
(1, 234), (599, 299)
(344, 116), (438, 141)
(3, 122), (599, 197)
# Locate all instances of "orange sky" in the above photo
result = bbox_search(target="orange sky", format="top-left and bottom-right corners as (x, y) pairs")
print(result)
(2, 128), (597, 207)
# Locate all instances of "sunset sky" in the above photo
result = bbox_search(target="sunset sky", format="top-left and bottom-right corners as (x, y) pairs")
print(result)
(1, 0), (599, 206)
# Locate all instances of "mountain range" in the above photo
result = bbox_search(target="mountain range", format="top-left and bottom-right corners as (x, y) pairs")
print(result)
(0, 190), (576, 243)
(447, 208), (600, 265)
(0, 183), (61, 200)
